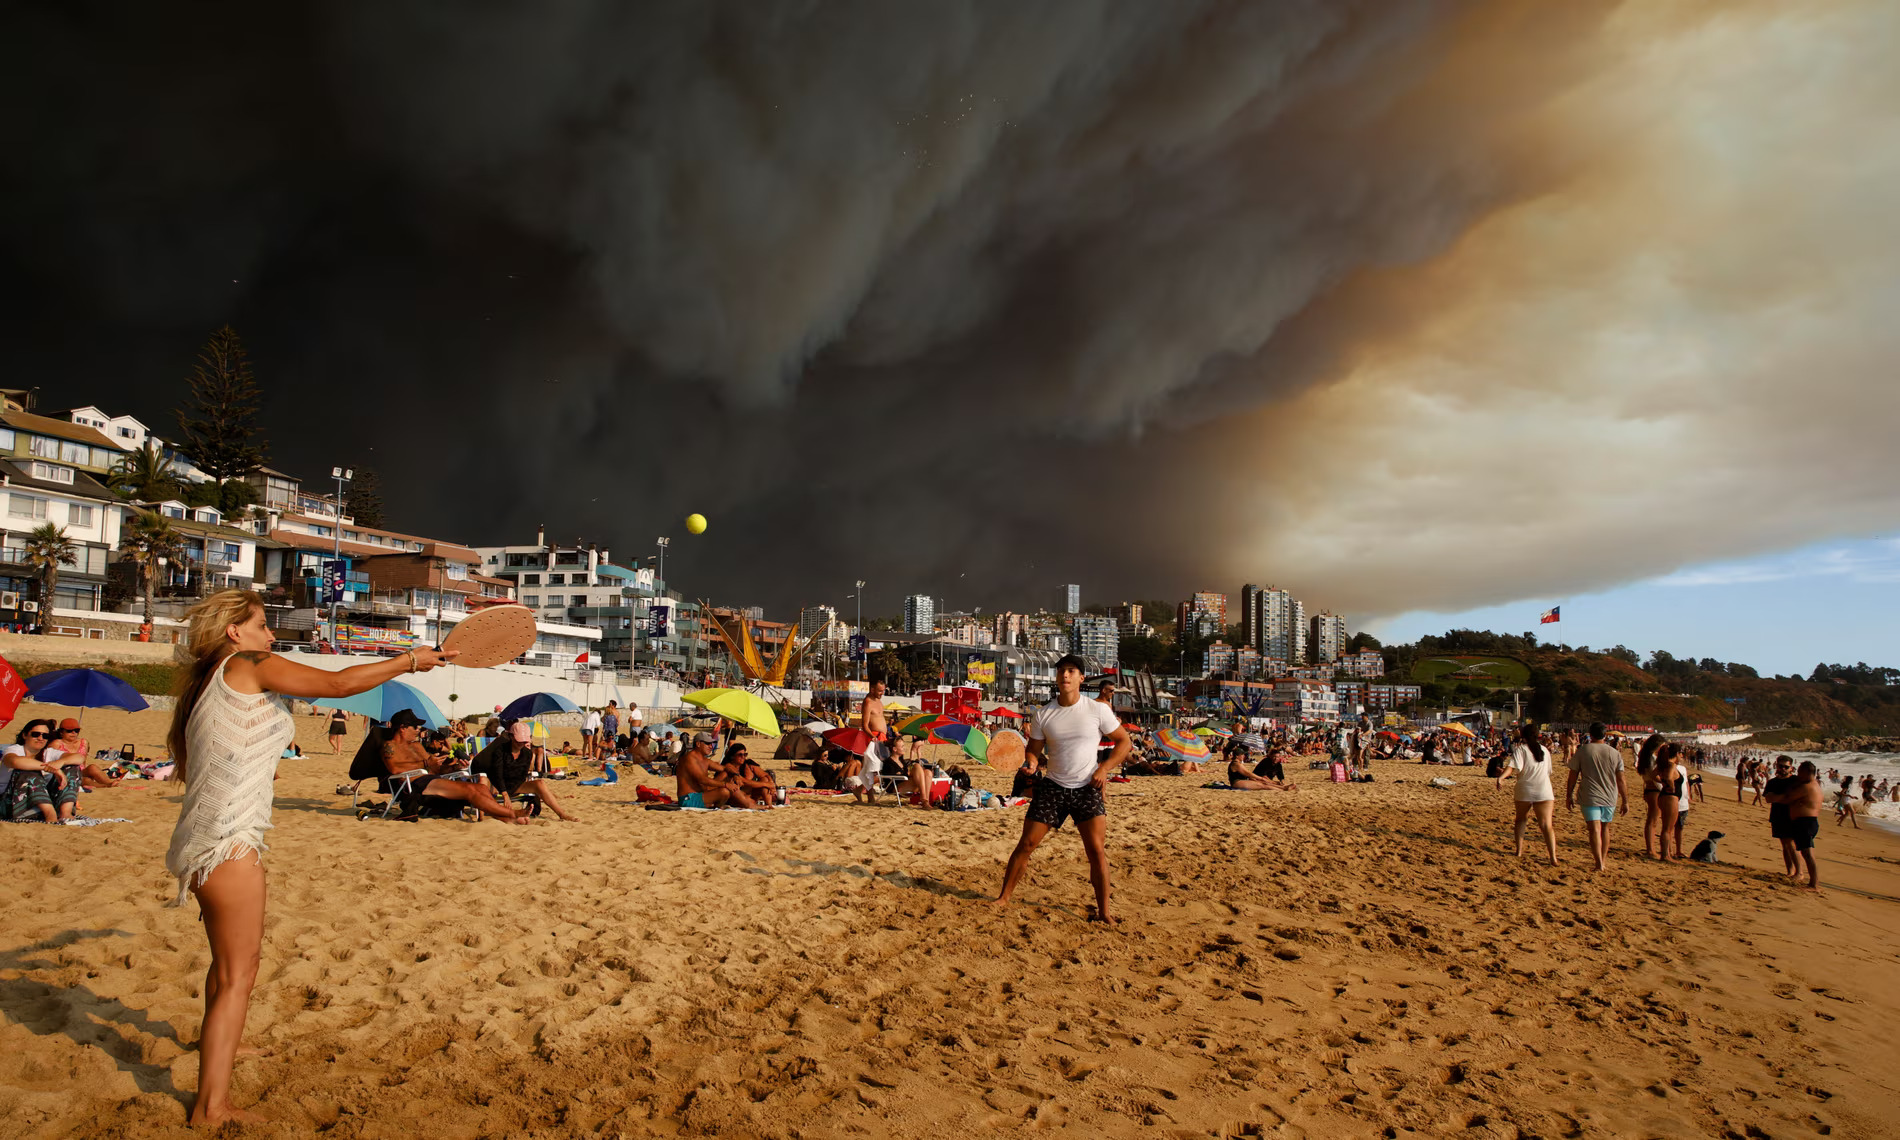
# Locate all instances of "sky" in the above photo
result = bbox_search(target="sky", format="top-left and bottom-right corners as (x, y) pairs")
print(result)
(1371, 534), (1900, 676)
(2, 1), (1896, 668)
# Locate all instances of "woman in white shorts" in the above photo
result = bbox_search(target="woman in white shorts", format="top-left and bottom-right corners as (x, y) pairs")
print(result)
(1497, 723), (1559, 865)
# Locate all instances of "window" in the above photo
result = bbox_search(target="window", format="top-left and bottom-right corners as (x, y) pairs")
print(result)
(309, 524), (331, 537)
(28, 435), (56, 458)
(58, 441), (90, 466)
(29, 462), (75, 484)
(548, 574), (564, 585)
(523, 574), (540, 585)
(523, 594), (540, 606)
(67, 504), (93, 528)
(572, 594), (587, 607)
(117, 426), (136, 439)
(223, 542), (242, 562)
(163, 505), (186, 519)
(8, 494), (47, 520)
(194, 508), (220, 523)
(343, 531), (360, 542)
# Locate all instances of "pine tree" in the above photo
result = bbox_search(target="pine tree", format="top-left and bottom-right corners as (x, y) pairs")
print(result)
(176, 325), (267, 481)
(345, 466), (386, 528)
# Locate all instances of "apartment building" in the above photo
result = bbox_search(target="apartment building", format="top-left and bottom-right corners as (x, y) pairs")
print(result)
(1240, 584), (1306, 664)
(0, 457), (126, 617)
(1309, 612), (1348, 664)
(1068, 613), (1119, 666)
(903, 593), (936, 634)
(1340, 649), (1387, 679)
(1176, 591), (1226, 639)
(1202, 639), (1237, 675)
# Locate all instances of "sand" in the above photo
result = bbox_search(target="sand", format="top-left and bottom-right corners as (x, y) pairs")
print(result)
(4, 709), (1899, 1138)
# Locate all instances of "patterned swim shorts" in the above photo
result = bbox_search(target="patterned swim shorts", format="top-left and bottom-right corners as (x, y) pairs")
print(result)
(1026, 776), (1106, 829)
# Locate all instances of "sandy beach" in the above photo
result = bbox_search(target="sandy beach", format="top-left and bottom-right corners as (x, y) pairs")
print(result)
(4, 703), (1899, 1138)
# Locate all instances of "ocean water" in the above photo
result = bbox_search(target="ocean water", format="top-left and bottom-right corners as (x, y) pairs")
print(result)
(1707, 750), (1900, 825)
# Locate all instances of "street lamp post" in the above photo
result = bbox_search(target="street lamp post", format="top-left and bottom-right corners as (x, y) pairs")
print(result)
(327, 466), (352, 642)
(655, 536), (669, 591)
(854, 579), (866, 681)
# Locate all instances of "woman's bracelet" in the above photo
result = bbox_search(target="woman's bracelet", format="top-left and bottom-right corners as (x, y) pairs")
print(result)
(406, 649), (418, 673)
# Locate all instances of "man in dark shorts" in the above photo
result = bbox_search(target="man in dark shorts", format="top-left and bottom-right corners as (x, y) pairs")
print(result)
(1765, 758), (1823, 890)
(994, 655), (1132, 922)
(470, 720), (580, 821)
(1762, 755), (1799, 877)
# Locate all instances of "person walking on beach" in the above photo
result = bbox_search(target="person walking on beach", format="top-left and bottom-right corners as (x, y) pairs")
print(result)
(1565, 723), (1626, 872)
(1498, 723), (1559, 865)
(853, 675), (891, 805)
(165, 589), (456, 1126)
(995, 655), (1132, 922)
(327, 707), (349, 754)
(1766, 760), (1824, 890)
(1834, 775), (1860, 828)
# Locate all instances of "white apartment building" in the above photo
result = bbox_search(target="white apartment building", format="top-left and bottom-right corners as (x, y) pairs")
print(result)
(1270, 679), (1340, 723)
(62, 406), (150, 451)
(0, 458), (126, 614)
(1241, 584), (1307, 664)
(1309, 612), (1348, 664)
(903, 593), (935, 634)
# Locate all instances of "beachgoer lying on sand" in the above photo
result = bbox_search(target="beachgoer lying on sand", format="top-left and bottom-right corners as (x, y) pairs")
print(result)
(676, 731), (763, 809)
(383, 710), (525, 823)
(471, 721), (579, 821)
(1227, 756), (1298, 792)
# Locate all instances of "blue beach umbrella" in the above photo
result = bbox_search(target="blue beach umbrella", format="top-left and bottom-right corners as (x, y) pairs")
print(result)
(499, 691), (579, 720)
(313, 679), (449, 730)
(25, 668), (149, 712)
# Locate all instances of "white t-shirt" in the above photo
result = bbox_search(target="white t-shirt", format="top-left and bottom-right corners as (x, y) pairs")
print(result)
(1, 744), (67, 795)
(1028, 697), (1121, 789)
(583, 711), (602, 733)
(1508, 743), (1555, 803)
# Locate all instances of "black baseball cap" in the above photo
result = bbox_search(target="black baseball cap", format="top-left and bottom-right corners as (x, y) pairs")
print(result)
(1054, 654), (1088, 676)
(389, 709), (426, 729)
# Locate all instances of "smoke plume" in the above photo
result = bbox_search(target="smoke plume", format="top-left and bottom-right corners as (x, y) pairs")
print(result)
(1, 1), (1893, 622)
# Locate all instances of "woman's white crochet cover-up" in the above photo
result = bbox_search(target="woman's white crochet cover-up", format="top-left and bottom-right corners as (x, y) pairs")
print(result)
(164, 655), (294, 905)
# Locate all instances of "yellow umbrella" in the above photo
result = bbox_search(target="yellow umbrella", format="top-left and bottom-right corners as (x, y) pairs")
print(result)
(530, 719), (550, 739)
(682, 687), (783, 738)
(1441, 722), (1477, 738)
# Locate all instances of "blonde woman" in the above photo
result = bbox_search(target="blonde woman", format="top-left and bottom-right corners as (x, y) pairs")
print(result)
(165, 590), (456, 1126)
(1497, 723), (1559, 865)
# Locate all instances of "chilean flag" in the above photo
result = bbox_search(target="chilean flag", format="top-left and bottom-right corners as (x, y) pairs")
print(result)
(1539, 606), (1561, 624)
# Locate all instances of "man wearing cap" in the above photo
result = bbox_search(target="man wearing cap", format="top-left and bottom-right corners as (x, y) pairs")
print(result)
(676, 730), (763, 809)
(471, 720), (580, 821)
(383, 710), (523, 823)
(995, 654), (1133, 922)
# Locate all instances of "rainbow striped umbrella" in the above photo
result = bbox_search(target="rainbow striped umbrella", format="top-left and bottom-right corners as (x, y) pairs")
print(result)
(1154, 727), (1212, 762)
(931, 721), (992, 763)
(895, 711), (950, 739)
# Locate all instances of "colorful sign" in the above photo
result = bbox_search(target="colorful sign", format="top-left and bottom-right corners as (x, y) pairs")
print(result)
(965, 660), (996, 684)
(921, 690), (945, 715)
(335, 625), (419, 653)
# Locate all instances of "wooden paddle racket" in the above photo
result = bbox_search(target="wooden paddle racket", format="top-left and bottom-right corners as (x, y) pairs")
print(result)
(986, 728), (1027, 774)
(439, 605), (538, 669)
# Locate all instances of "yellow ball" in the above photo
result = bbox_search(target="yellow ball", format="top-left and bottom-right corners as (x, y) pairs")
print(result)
(685, 513), (708, 535)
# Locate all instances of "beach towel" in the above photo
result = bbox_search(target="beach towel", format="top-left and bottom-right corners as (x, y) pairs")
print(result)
(579, 765), (620, 787)
(59, 817), (133, 826)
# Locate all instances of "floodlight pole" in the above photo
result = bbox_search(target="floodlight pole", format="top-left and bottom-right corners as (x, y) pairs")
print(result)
(327, 466), (352, 642)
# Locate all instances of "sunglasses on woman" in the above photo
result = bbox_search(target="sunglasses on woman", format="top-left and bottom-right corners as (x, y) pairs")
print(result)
(26, 731), (47, 739)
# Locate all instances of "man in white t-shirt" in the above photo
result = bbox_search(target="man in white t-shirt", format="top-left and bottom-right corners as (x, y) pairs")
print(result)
(995, 655), (1133, 922)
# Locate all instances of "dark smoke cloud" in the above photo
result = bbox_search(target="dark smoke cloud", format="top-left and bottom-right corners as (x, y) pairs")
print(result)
(6, 1), (1888, 626)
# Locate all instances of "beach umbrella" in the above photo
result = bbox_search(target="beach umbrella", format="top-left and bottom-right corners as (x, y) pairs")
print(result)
(1154, 727), (1212, 762)
(681, 687), (782, 737)
(895, 711), (950, 739)
(984, 705), (1023, 719)
(802, 720), (838, 734)
(821, 726), (874, 756)
(499, 691), (579, 720)
(1236, 733), (1268, 753)
(1441, 723), (1478, 738)
(530, 719), (550, 739)
(0, 655), (26, 725)
(1191, 726), (1218, 737)
(312, 679), (448, 730)
(931, 721), (991, 763)
(25, 668), (149, 713)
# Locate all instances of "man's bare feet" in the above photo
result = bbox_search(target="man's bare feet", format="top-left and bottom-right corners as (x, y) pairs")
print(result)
(1089, 911), (1119, 924)
(189, 1104), (267, 1127)
(990, 895), (1012, 909)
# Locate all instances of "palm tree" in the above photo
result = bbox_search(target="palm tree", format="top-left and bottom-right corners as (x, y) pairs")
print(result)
(106, 440), (181, 503)
(23, 522), (77, 623)
(120, 510), (184, 629)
